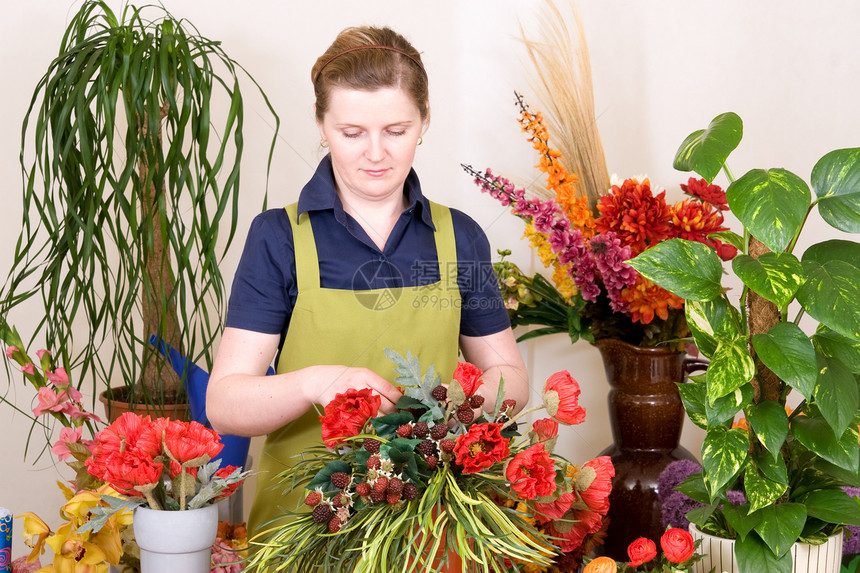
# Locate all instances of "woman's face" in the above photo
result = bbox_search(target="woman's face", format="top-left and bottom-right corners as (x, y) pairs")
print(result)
(318, 86), (425, 205)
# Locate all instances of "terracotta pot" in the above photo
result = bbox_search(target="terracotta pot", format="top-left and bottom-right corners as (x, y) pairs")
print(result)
(689, 523), (843, 573)
(594, 338), (707, 560)
(99, 387), (189, 423)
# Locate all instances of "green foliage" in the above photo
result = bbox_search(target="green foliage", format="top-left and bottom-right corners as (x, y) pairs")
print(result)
(0, 1), (279, 405)
(631, 112), (860, 572)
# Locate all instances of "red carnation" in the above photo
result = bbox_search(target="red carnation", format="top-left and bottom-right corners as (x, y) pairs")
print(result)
(92, 412), (165, 459)
(627, 537), (657, 567)
(506, 443), (556, 500)
(319, 388), (381, 449)
(453, 423), (510, 474)
(661, 527), (695, 563)
(543, 371), (586, 425)
(86, 449), (163, 496)
(212, 465), (242, 501)
(163, 419), (223, 465)
(452, 362), (484, 397)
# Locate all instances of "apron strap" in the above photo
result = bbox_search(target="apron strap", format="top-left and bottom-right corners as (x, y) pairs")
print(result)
(284, 203), (320, 291)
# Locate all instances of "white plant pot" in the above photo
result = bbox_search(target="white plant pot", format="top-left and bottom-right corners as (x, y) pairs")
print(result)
(133, 504), (218, 573)
(689, 523), (843, 573)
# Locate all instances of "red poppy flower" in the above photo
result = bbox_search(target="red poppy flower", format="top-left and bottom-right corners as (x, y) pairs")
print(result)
(535, 491), (575, 522)
(163, 419), (223, 464)
(452, 362), (484, 397)
(531, 418), (559, 442)
(506, 443), (556, 500)
(169, 460), (199, 479)
(660, 527), (695, 563)
(212, 465), (242, 501)
(319, 388), (381, 449)
(579, 456), (614, 514)
(453, 423), (510, 474)
(543, 371), (586, 425)
(627, 537), (658, 567)
(550, 507), (604, 552)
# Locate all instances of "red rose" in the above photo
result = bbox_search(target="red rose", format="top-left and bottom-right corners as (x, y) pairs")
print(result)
(319, 388), (381, 449)
(452, 362), (484, 397)
(660, 527), (695, 563)
(212, 465), (242, 501)
(579, 456), (614, 515)
(627, 537), (657, 567)
(162, 419), (223, 464)
(453, 423), (510, 474)
(543, 371), (586, 425)
(506, 443), (556, 500)
(531, 418), (559, 441)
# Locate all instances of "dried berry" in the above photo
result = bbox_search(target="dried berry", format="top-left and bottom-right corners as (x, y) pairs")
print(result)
(330, 471), (351, 489)
(456, 406), (474, 424)
(439, 438), (455, 453)
(312, 503), (332, 524)
(387, 477), (403, 494)
(431, 385), (447, 401)
(397, 424), (413, 438)
(366, 455), (381, 470)
(370, 490), (386, 503)
(425, 455), (438, 470)
(363, 438), (381, 454)
(417, 439), (436, 457)
(430, 424), (447, 441)
(413, 422), (429, 439)
(355, 482), (371, 497)
(469, 395), (485, 409)
(386, 492), (401, 504)
(373, 476), (389, 493)
(328, 516), (343, 533)
(402, 482), (419, 500)
(502, 399), (517, 412)
(304, 491), (322, 507)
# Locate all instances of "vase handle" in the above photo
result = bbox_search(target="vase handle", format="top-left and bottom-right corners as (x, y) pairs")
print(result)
(682, 358), (709, 377)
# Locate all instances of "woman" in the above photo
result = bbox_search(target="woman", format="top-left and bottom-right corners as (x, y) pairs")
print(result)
(206, 25), (529, 538)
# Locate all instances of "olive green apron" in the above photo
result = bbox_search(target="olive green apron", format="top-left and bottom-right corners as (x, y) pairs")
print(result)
(248, 201), (462, 539)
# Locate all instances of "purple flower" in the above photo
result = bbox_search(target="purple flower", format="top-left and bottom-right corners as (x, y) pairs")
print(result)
(657, 460), (702, 502)
(661, 490), (706, 530)
(844, 488), (860, 555)
(726, 490), (747, 506)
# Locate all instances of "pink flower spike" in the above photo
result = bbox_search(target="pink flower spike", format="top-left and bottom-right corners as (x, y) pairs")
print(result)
(66, 385), (83, 402)
(36, 349), (51, 360)
(5, 346), (18, 359)
(46, 368), (70, 388)
(21, 363), (35, 375)
(61, 402), (102, 423)
(51, 426), (84, 461)
(33, 387), (66, 417)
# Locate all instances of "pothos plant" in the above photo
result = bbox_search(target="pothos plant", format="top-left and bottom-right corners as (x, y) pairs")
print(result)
(628, 112), (860, 573)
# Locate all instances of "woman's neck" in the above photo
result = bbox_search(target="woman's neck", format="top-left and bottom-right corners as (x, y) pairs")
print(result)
(338, 191), (408, 251)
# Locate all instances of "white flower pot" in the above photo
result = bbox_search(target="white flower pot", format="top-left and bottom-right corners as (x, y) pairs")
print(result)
(133, 504), (219, 573)
(689, 523), (843, 573)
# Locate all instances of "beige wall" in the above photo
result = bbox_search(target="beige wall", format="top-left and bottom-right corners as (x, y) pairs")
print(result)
(2, 0), (858, 561)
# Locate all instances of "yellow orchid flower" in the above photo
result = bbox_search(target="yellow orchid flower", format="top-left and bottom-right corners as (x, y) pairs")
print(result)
(18, 511), (52, 563)
(89, 515), (123, 565)
(46, 524), (108, 573)
(60, 490), (101, 525)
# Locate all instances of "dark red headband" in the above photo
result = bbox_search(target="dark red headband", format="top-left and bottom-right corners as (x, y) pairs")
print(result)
(313, 45), (427, 84)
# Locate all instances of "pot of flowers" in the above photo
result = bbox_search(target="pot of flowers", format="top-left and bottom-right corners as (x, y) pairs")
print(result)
(247, 350), (615, 572)
(627, 112), (860, 573)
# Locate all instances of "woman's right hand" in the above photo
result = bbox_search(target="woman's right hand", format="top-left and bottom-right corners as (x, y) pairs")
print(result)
(302, 365), (403, 414)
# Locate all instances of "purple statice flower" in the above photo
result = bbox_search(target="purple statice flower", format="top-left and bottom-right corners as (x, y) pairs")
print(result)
(661, 490), (706, 531)
(657, 459), (703, 502)
(844, 488), (860, 556)
(726, 490), (747, 506)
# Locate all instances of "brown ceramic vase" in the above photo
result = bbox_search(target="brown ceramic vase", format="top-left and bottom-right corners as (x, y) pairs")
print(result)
(594, 338), (707, 560)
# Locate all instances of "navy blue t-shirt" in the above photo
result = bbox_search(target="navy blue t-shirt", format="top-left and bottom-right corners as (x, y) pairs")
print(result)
(225, 156), (510, 349)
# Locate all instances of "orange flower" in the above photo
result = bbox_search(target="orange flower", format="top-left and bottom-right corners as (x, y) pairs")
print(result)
(670, 199), (737, 260)
(583, 556), (617, 573)
(621, 275), (685, 324)
(660, 527), (695, 563)
(596, 178), (672, 256)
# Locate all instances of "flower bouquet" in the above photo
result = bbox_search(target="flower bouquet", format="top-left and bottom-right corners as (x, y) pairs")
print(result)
(248, 350), (614, 572)
(582, 527), (704, 573)
(463, 93), (736, 351)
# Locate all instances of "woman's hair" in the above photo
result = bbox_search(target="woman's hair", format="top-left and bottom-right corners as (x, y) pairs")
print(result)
(311, 26), (429, 123)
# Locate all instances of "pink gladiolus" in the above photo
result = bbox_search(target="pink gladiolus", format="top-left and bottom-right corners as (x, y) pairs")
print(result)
(66, 385), (83, 402)
(46, 367), (70, 388)
(4, 346), (18, 359)
(21, 363), (35, 375)
(61, 402), (102, 423)
(51, 426), (84, 461)
(32, 387), (68, 417)
(36, 349), (51, 360)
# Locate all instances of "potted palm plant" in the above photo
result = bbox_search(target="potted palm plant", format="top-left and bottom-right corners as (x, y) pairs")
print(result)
(1, 0), (278, 416)
(628, 112), (860, 572)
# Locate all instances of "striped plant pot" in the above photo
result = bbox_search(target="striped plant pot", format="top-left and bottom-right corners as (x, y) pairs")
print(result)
(689, 524), (843, 573)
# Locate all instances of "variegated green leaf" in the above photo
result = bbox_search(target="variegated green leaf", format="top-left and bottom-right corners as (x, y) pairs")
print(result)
(750, 322), (817, 400)
(722, 503), (762, 540)
(708, 338), (757, 402)
(744, 464), (787, 513)
(708, 230), (745, 252)
(727, 168), (811, 253)
(814, 354), (858, 437)
(705, 383), (754, 428)
(792, 416), (860, 473)
(677, 377), (708, 430)
(754, 503), (807, 558)
(811, 147), (860, 233)
(732, 252), (804, 308)
(673, 112), (743, 183)
(685, 298), (743, 359)
(735, 533), (792, 573)
(813, 328), (860, 373)
(803, 238), (860, 268)
(803, 488), (860, 527)
(627, 239), (723, 301)
(753, 450), (788, 486)
(747, 401), (790, 460)
(797, 256), (860, 341)
(702, 426), (749, 498)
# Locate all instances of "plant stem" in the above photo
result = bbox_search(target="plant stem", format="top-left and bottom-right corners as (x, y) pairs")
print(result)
(501, 405), (545, 430)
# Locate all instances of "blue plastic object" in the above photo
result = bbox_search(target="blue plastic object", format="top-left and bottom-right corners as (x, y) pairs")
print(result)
(149, 336), (259, 470)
